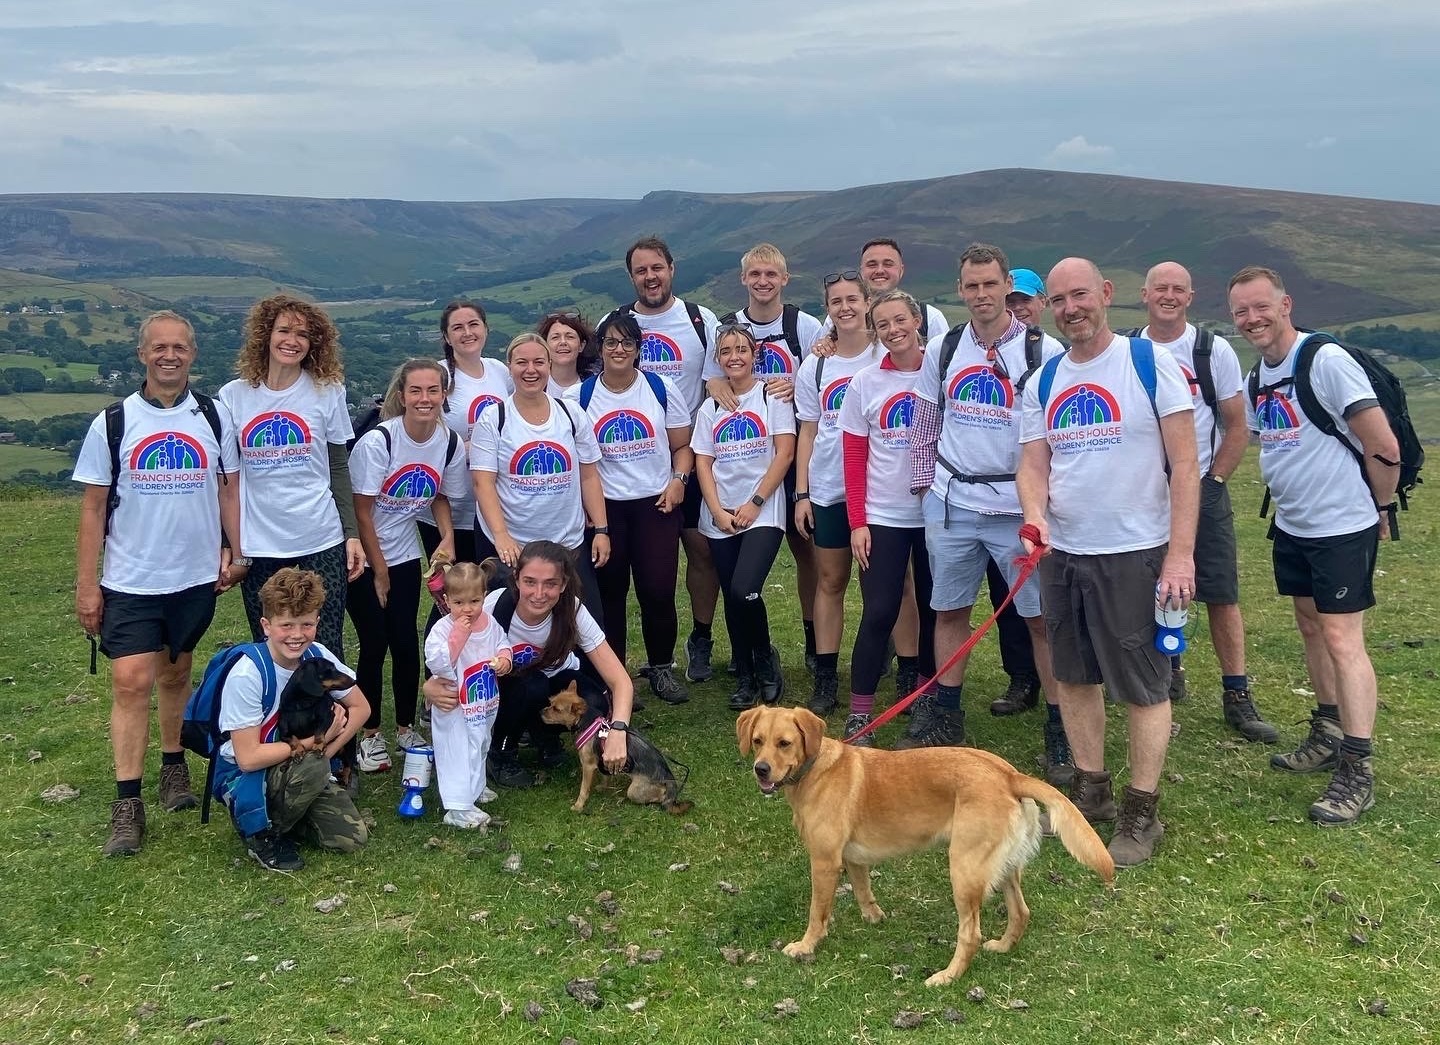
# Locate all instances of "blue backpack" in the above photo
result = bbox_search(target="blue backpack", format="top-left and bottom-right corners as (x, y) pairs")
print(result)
(181, 641), (324, 823)
(578, 370), (669, 412)
(1036, 337), (1167, 472)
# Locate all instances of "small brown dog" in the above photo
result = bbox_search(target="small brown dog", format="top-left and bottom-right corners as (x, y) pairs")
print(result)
(541, 683), (692, 815)
(737, 706), (1114, 986)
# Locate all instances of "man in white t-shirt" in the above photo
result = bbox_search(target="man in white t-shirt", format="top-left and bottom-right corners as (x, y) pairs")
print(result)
(1006, 268), (1049, 328)
(1017, 258), (1199, 868)
(1231, 265), (1399, 827)
(858, 238), (949, 340)
(73, 310), (243, 857)
(1135, 262), (1276, 742)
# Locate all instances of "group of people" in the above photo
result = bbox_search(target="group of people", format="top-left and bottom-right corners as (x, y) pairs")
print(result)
(73, 234), (1399, 872)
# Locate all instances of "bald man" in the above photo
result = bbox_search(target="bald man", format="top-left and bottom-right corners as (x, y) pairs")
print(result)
(1017, 258), (1199, 868)
(1136, 262), (1276, 742)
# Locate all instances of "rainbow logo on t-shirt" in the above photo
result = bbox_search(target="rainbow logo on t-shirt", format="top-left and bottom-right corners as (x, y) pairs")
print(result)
(595, 409), (657, 444)
(948, 366), (1014, 409)
(880, 391), (917, 431)
(639, 332), (681, 365)
(1254, 391), (1301, 430)
(511, 440), (573, 476)
(755, 343), (796, 376)
(1046, 385), (1122, 430)
(241, 411), (311, 448)
(713, 411), (766, 443)
(511, 642), (542, 668)
(131, 431), (208, 471)
(460, 662), (499, 714)
(382, 463), (441, 500)
(468, 394), (504, 425)
(821, 377), (853, 414)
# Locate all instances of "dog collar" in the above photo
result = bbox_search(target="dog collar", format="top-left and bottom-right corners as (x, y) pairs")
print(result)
(577, 717), (609, 748)
(781, 752), (819, 787)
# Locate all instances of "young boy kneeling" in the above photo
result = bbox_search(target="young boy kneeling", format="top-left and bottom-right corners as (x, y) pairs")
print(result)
(215, 568), (370, 871)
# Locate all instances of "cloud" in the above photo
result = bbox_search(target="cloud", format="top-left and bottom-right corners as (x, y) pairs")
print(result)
(1046, 136), (1116, 162)
(1305, 136), (1338, 150)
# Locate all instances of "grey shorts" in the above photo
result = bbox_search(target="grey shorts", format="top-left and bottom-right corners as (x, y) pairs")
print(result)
(923, 495), (1040, 616)
(1194, 476), (1239, 605)
(1039, 546), (1171, 706)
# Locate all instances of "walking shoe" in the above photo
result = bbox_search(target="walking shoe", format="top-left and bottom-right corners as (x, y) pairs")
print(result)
(443, 807), (492, 830)
(895, 695), (966, 749)
(477, 786), (498, 804)
(756, 645), (785, 706)
(357, 733), (392, 773)
(488, 752), (535, 789)
(648, 663), (690, 705)
(728, 673), (760, 712)
(1109, 786), (1164, 867)
(1308, 753), (1375, 826)
(808, 673), (839, 717)
(245, 828), (304, 871)
(1222, 688), (1279, 743)
(1069, 768), (1118, 824)
(396, 726), (427, 752)
(102, 797), (146, 857)
(1042, 717), (1076, 788)
(158, 761), (198, 812)
(990, 676), (1041, 717)
(684, 632), (714, 683)
(843, 713), (876, 748)
(893, 662), (920, 704)
(1168, 666), (1187, 703)
(1270, 711), (1342, 773)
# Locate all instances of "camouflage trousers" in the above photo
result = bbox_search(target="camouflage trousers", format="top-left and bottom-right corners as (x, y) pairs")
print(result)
(266, 754), (369, 852)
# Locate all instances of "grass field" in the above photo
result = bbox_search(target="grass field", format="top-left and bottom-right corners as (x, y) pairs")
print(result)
(0, 443), (73, 479)
(1, 453), (1436, 1044)
(0, 392), (114, 420)
(0, 353), (102, 381)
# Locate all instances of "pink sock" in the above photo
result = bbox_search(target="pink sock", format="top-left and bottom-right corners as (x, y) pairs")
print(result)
(850, 693), (874, 716)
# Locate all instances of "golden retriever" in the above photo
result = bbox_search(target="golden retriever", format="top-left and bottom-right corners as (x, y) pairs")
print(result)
(736, 706), (1114, 986)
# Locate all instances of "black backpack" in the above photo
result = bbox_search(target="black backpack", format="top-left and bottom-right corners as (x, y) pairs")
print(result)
(352, 415), (460, 468)
(104, 391), (225, 534)
(720, 304), (802, 359)
(1126, 326), (1216, 408)
(1248, 331), (1424, 534)
(492, 396), (578, 438)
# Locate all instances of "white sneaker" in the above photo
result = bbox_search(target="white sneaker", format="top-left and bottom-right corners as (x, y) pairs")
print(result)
(477, 787), (498, 804)
(396, 726), (427, 751)
(357, 733), (391, 773)
(443, 808), (491, 830)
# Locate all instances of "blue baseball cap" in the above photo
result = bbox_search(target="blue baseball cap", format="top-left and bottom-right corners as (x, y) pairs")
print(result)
(1009, 268), (1045, 297)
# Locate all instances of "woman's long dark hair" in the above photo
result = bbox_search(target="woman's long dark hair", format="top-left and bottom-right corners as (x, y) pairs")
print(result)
(510, 540), (583, 672)
(439, 299), (489, 378)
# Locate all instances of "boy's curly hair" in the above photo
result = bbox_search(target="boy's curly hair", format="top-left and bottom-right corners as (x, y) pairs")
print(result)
(235, 295), (344, 386)
(259, 567), (327, 619)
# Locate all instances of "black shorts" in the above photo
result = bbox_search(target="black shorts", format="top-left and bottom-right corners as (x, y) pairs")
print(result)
(681, 474), (703, 530)
(811, 501), (852, 550)
(1272, 524), (1378, 614)
(99, 582), (218, 661)
(1194, 476), (1239, 605)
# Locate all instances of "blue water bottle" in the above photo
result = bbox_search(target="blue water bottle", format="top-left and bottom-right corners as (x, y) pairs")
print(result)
(1154, 590), (1188, 655)
(397, 744), (434, 818)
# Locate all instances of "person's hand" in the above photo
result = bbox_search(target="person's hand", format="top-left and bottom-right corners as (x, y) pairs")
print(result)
(731, 500), (760, 530)
(656, 476), (685, 513)
(495, 535), (522, 570)
(76, 583), (103, 636)
(591, 533), (611, 567)
(372, 566), (391, 608)
(1157, 551), (1196, 610)
(793, 500), (814, 540)
(764, 376), (795, 403)
(809, 333), (838, 359)
(423, 675), (460, 712)
(1020, 519), (1051, 557)
(707, 378), (740, 412)
(602, 727), (629, 774)
(345, 538), (366, 580)
(851, 524), (872, 570)
(491, 652), (513, 677)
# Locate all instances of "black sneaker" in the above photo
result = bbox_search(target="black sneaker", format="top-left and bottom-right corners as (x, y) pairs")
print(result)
(728, 675), (760, 712)
(684, 632), (714, 683)
(989, 676), (1041, 717)
(1222, 688), (1279, 743)
(808, 673), (839, 717)
(488, 753), (536, 789)
(246, 829), (304, 872)
(895, 695), (966, 749)
(648, 663), (690, 705)
(843, 713), (875, 748)
(1042, 717), (1075, 788)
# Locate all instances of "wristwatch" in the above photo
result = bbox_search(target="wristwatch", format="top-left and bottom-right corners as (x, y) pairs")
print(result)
(608, 720), (629, 732)
(591, 525), (610, 536)
(671, 471), (690, 485)
(793, 491), (810, 504)
(231, 555), (253, 568)
(750, 494), (765, 508)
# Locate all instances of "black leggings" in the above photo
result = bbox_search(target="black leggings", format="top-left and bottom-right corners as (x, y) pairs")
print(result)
(708, 527), (784, 674)
(596, 496), (683, 666)
(852, 525), (936, 696)
(240, 541), (349, 658)
(495, 665), (608, 751)
(346, 558), (422, 731)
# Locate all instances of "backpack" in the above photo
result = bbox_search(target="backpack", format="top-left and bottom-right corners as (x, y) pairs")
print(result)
(346, 394), (386, 452)
(720, 304), (802, 360)
(628, 299), (708, 351)
(180, 641), (324, 824)
(1125, 326), (1216, 409)
(1247, 331), (1424, 531)
(578, 371), (668, 413)
(353, 416), (461, 468)
(104, 391), (225, 534)
(929, 324), (1045, 488)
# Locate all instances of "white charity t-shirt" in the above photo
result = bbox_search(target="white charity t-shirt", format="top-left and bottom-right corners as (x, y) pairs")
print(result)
(701, 306), (825, 383)
(217, 643), (353, 760)
(348, 417), (470, 565)
(483, 591), (606, 677)
(690, 383), (796, 539)
(793, 342), (882, 507)
(620, 297), (719, 419)
(919, 324), (1065, 514)
(1019, 334), (1193, 554)
(218, 373), (353, 558)
(418, 357), (513, 531)
(72, 390), (241, 594)
(579, 371), (690, 501)
(837, 358), (925, 527)
(1141, 324), (1244, 477)
(424, 613), (510, 726)
(1245, 333), (1380, 538)
(470, 395), (602, 549)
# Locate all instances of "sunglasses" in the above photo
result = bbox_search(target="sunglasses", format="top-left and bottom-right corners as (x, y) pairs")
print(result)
(824, 269), (862, 287)
(985, 344), (1011, 382)
(546, 309), (583, 320)
(716, 322), (755, 338)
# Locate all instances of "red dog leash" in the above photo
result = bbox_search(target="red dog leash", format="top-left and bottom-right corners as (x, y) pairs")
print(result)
(843, 523), (1046, 744)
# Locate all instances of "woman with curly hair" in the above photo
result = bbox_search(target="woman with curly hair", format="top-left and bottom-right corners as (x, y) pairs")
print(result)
(219, 294), (363, 655)
(537, 310), (599, 398)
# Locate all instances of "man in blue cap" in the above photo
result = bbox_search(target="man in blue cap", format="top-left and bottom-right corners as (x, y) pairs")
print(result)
(1007, 269), (1050, 329)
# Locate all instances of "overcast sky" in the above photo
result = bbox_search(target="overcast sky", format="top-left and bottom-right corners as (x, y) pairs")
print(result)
(1, 0), (1435, 205)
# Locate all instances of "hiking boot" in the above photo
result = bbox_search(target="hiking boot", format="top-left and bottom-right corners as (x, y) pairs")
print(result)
(990, 676), (1041, 716)
(102, 797), (146, 857)
(895, 695), (966, 749)
(488, 751), (535, 789)
(396, 726), (427, 752)
(808, 672), (839, 717)
(1270, 711), (1342, 773)
(158, 761), (198, 812)
(1069, 768), (1118, 824)
(1109, 786), (1164, 867)
(1168, 666), (1187, 703)
(1222, 688), (1279, 743)
(728, 673), (760, 712)
(893, 662), (920, 704)
(648, 663), (690, 705)
(684, 632), (714, 683)
(756, 645), (785, 706)
(1042, 717), (1075, 788)
(245, 828), (304, 872)
(357, 733), (391, 773)
(843, 713), (876, 748)
(1308, 753), (1375, 826)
